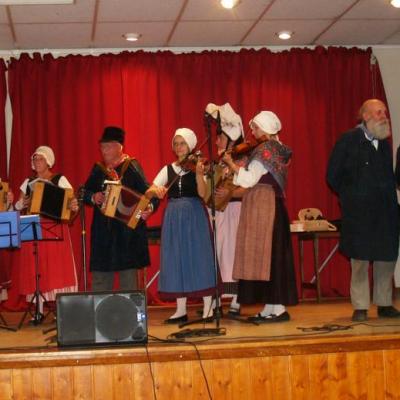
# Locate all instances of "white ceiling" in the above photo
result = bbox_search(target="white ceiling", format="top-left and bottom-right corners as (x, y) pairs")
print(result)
(0, 0), (400, 50)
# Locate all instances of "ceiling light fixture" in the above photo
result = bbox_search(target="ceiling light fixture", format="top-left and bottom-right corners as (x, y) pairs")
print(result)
(277, 30), (293, 40)
(123, 33), (141, 42)
(390, 0), (400, 8)
(0, 0), (73, 4)
(220, 0), (240, 9)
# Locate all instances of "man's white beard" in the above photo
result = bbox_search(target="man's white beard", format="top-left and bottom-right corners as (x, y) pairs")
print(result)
(369, 119), (391, 140)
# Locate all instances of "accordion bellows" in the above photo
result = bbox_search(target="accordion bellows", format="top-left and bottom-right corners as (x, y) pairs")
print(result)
(28, 181), (74, 221)
(101, 183), (150, 229)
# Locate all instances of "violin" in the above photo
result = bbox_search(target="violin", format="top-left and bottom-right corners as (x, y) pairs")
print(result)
(227, 135), (269, 158)
(177, 150), (209, 173)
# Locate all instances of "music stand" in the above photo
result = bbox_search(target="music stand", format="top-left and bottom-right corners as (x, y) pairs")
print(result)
(17, 215), (48, 328)
(0, 211), (21, 249)
(0, 211), (21, 332)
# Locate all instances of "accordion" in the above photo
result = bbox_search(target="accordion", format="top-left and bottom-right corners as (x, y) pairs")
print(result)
(28, 180), (74, 221)
(0, 181), (9, 212)
(101, 183), (150, 229)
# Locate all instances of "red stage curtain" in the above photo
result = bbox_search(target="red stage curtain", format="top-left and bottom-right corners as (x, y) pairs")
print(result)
(0, 60), (11, 291)
(0, 60), (7, 179)
(5, 47), (386, 308)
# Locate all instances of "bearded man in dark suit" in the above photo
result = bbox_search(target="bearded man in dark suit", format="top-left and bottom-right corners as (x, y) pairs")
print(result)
(327, 99), (400, 322)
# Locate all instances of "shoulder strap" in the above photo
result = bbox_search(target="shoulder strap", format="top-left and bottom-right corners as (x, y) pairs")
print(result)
(127, 158), (148, 184)
(95, 157), (135, 181)
(51, 173), (62, 185)
(120, 157), (134, 178)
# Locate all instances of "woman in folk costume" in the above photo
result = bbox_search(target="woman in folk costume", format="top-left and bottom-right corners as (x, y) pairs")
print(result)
(13, 146), (78, 312)
(222, 111), (298, 322)
(203, 103), (247, 316)
(147, 128), (216, 323)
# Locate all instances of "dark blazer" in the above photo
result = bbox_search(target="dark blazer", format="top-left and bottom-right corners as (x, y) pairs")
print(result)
(84, 159), (158, 272)
(395, 145), (400, 187)
(327, 127), (399, 261)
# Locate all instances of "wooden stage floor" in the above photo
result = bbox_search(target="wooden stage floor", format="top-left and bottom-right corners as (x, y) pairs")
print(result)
(1, 300), (400, 399)
(1, 300), (400, 349)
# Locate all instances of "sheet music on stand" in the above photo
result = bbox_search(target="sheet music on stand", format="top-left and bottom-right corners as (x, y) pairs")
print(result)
(20, 215), (42, 241)
(21, 215), (64, 242)
(0, 211), (21, 249)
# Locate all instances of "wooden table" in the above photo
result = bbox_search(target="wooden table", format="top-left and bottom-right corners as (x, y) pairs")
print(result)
(294, 230), (340, 302)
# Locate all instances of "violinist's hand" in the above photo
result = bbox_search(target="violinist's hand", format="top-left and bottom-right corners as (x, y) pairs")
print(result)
(222, 153), (240, 174)
(70, 198), (79, 212)
(215, 186), (229, 199)
(147, 186), (167, 200)
(6, 191), (14, 204)
(196, 159), (205, 175)
(92, 191), (105, 205)
(222, 152), (234, 168)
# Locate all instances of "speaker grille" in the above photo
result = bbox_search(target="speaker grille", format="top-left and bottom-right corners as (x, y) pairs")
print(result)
(56, 290), (148, 347)
(96, 294), (138, 340)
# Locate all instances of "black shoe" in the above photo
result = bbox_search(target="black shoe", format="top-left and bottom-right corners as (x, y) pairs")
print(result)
(351, 309), (368, 322)
(196, 306), (223, 317)
(164, 314), (188, 324)
(227, 307), (241, 317)
(377, 306), (400, 318)
(247, 311), (290, 323)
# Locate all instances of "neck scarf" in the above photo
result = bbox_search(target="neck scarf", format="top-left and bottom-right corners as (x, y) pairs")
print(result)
(249, 139), (292, 191)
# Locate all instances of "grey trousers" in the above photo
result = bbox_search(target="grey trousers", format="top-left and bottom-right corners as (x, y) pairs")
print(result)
(91, 269), (138, 291)
(350, 259), (396, 310)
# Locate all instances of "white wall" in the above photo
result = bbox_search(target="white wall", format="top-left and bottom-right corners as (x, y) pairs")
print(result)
(373, 48), (400, 162)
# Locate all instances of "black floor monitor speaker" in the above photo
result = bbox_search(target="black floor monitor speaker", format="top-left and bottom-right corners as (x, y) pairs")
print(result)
(56, 290), (148, 347)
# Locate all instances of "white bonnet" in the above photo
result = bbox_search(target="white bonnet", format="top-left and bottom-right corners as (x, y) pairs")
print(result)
(205, 102), (244, 141)
(249, 111), (282, 135)
(31, 145), (55, 169)
(172, 128), (197, 152)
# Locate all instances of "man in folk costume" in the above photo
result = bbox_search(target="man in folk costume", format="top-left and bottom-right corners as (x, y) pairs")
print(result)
(327, 99), (400, 322)
(84, 126), (158, 291)
(223, 111), (298, 322)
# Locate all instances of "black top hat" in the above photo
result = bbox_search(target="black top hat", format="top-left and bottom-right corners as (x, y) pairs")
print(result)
(99, 126), (125, 144)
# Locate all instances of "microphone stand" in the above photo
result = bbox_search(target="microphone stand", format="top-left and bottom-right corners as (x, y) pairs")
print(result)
(208, 111), (222, 327)
(78, 186), (88, 291)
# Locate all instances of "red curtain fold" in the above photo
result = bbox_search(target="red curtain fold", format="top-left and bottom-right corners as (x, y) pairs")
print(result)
(0, 60), (10, 290)
(0, 60), (7, 178)
(5, 47), (387, 307)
